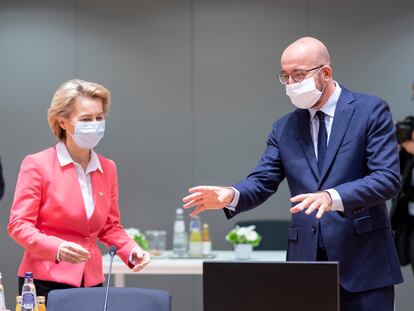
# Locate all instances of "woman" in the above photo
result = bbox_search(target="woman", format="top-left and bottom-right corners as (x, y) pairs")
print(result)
(8, 79), (150, 298)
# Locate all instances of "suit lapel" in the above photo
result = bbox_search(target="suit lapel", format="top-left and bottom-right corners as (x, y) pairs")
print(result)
(318, 87), (356, 185)
(296, 109), (319, 180)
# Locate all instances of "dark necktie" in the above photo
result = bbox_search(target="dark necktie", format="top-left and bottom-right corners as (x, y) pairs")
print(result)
(316, 111), (327, 174)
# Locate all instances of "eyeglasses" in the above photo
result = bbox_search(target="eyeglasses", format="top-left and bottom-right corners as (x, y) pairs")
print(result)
(276, 65), (324, 85)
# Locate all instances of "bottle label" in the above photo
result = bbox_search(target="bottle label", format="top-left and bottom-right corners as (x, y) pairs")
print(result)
(174, 221), (185, 232)
(202, 241), (212, 256)
(189, 242), (202, 257)
(173, 231), (188, 256)
(22, 292), (35, 310)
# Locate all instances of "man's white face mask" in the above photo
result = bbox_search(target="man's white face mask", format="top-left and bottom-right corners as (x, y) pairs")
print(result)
(285, 75), (325, 109)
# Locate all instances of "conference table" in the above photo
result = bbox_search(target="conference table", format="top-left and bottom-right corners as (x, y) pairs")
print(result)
(102, 250), (287, 287)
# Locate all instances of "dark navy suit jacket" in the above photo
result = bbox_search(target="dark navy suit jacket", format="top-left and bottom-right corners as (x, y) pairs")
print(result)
(225, 86), (403, 292)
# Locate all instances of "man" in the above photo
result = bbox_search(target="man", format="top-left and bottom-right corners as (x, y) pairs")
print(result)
(183, 37), (403, 310)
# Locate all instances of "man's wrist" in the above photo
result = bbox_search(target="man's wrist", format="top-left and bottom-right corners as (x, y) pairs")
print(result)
(323, 190), (332, 202)
(324, 189), (344, 212)
(226, 187), (235, 205)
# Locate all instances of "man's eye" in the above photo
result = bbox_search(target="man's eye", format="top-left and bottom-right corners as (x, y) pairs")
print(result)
(292, 71), (305, 79)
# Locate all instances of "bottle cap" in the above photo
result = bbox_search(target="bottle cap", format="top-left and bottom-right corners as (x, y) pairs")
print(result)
(38, 296), (46, 303)
(176, 208), (183, 215)
(24, 272), (33, 278)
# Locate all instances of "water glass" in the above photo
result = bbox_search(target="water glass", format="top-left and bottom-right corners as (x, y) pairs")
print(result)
(145, 230), (167, 256)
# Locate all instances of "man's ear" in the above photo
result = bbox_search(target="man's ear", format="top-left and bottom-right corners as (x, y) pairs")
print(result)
(322, 66), (332, 80)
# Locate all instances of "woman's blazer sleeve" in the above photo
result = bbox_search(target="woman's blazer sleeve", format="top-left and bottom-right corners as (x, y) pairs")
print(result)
(97, 160), (137, 268)
(8, 155), (64, 262)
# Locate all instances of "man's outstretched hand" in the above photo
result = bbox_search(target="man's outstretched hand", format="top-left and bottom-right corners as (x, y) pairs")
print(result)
(182, 186), (235, 217)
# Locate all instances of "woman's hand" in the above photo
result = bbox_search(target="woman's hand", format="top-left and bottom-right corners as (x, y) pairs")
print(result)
(58, 242), (90, 264)
(131, 248), (151, 272)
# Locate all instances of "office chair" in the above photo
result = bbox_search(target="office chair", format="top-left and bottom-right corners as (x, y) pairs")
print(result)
(47, 287), (171, 311)
(236, 219), (290, 250)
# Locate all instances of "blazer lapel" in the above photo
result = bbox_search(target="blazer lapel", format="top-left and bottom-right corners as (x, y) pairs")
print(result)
(318, 87), (356, 185)
(89, 170), (109, 233)
(61, 162), (90, 234)
(296, 109), (319, 180)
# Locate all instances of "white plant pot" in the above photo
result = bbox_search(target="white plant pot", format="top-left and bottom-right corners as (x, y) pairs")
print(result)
(234, 244), (253, 260)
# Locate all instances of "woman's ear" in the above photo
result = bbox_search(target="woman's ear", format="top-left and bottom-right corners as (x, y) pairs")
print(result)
(58, 118), (66, 130)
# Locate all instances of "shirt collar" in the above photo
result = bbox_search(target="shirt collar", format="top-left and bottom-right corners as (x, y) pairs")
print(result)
(308, 81), (342, 120)
(56, 142), (103, 174)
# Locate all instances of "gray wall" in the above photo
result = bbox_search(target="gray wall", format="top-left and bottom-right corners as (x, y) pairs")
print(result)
(0, 0), (413, 310)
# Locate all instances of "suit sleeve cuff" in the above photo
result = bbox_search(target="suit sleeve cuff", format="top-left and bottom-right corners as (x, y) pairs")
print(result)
(325, 189), (344, 212)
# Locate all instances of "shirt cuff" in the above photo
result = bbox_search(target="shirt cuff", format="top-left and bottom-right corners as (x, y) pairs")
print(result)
(225, 187), (240, 211)
(325, 189), (344, 212)
(56, 242), (65, 262)
(128, 246), (141, 264)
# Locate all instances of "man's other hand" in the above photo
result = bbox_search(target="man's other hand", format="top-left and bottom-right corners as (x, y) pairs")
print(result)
(290, 191), (333, 219)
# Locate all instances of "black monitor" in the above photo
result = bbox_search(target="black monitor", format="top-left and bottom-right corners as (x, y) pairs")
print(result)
(203, 261), (339, 311)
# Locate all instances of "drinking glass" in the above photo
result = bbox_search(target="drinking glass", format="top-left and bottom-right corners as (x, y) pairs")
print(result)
(145, 230), (167, 256)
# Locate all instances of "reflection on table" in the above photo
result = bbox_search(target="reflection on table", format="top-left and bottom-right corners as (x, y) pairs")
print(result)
(102, 250), (287, 287)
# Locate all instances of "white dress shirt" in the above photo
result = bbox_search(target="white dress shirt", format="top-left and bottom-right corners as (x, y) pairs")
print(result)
(228, 82), (344, 212)
(56, 142), (103, 219)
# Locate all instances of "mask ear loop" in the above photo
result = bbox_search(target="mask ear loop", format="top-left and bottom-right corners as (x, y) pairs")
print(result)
(315, 66), (328, 95)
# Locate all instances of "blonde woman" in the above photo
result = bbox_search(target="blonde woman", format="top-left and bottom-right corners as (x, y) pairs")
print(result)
(8, 79), (150, 299)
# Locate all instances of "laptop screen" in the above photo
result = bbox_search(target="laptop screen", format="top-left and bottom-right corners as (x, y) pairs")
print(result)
(203, 261), (339, 311)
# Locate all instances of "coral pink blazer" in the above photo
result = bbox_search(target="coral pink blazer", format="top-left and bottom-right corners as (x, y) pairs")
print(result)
(8, 146), (137, 287)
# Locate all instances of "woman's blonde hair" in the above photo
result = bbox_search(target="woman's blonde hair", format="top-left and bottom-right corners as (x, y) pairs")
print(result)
(48, 79), (111, 140)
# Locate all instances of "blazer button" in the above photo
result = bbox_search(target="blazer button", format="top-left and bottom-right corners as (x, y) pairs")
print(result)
(312, 226), (317, 233)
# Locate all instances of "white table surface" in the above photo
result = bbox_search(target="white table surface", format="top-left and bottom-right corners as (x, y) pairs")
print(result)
(103, 250), (287, 287)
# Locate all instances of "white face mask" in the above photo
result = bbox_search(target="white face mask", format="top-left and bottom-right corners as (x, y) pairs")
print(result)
(70, 120), (105, 149)
(286, 76), (324, 109)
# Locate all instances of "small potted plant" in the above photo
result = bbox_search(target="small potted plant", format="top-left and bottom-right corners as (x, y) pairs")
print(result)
(226, 225), (261, 259)
(125, 227), (149, 251)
